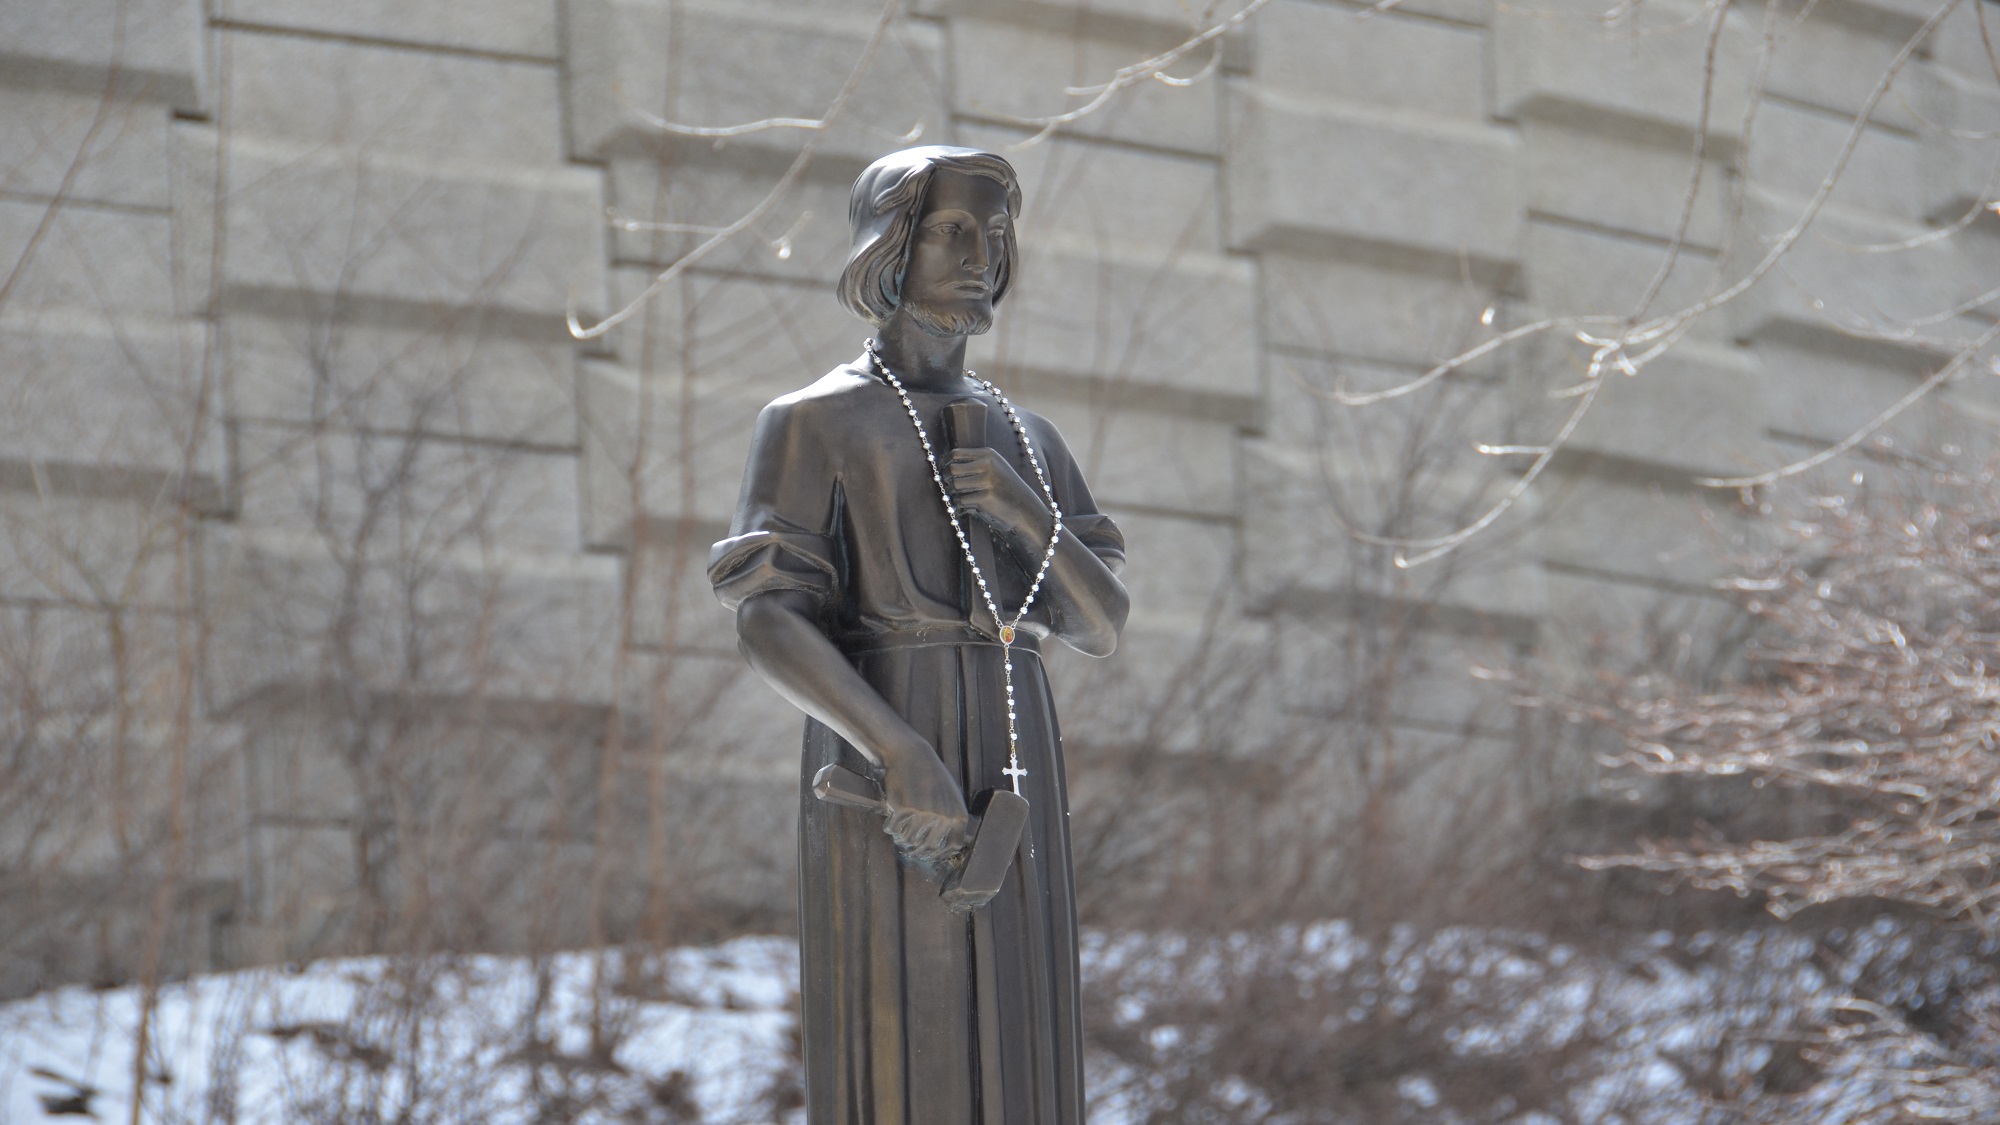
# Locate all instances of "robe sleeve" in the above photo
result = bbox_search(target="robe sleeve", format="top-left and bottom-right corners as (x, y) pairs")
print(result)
(708, 398), (843, 613)
(1036, 418), (1125, 577)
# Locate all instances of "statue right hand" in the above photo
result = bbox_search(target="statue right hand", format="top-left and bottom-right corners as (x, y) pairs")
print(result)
(878, 743), (969, 863)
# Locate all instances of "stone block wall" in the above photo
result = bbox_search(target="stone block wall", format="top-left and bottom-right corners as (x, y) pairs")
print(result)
(1, 0), (1994, 987)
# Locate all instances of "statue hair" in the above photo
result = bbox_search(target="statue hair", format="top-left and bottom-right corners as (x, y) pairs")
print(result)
(838, 148), (1022, 326)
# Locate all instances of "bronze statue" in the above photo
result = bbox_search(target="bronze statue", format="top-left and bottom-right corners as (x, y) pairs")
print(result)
(709, 146), (1130, 1124)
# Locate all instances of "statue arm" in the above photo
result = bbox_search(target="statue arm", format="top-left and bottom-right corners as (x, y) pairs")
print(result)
(715, 396), (968, 859)
(736, 589), (969, 858)
(943, 446), (1129, 657)
(1006, 510), (1128, 657)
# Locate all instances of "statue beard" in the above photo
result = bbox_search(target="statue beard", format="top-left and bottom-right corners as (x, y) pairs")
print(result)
(901, 296), (993, 338)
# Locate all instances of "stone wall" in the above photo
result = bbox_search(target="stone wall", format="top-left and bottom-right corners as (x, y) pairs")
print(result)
(2, 0), (1994, 988)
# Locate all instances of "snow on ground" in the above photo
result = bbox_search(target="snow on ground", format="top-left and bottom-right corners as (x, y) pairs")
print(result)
(3, 920), (1967, 1124)
(0, 937), (802, 1125)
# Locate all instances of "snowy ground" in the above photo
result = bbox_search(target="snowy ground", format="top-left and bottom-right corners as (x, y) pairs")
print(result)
(3, 921), (1982, 1124)
(0, 937), (802, 1125)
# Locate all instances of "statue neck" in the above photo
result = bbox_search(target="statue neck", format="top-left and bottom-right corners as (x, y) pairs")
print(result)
(872, 312), (973, 391)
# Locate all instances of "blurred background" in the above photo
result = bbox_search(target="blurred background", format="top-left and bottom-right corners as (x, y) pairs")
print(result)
(3, 0), (2000, 1120)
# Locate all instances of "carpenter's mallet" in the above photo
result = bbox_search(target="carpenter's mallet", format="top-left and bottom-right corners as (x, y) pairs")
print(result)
(812, 763), (1030, 910)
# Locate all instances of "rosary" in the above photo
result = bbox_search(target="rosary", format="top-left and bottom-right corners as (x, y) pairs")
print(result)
(865, 339), (1063, 796)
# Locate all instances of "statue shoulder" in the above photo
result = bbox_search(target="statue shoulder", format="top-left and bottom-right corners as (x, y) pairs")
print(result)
(744, 360), (884, 462)
(1007, 402), (1077, 465)
(758, 365), (877, 428)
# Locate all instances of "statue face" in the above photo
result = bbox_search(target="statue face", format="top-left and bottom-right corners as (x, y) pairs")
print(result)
(899, 169), (1013, 337)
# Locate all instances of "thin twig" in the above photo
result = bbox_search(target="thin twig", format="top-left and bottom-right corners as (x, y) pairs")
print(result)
(1696, 318), (2000, 489)
(566, 0), (907, 341)
(983, 0), (1272, 150)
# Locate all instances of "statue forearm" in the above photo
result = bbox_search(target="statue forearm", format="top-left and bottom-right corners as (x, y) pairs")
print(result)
(735, 590), (928, 768)
(998, 519), (1128, 657)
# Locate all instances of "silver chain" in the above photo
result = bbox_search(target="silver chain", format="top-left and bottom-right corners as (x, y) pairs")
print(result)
(865, 339), (1062, 795)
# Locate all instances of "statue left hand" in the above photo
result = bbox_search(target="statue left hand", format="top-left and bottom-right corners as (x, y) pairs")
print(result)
(943, 447), (1048, 539)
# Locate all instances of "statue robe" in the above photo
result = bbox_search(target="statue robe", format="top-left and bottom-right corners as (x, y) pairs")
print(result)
(708, 363), (1123, 1125)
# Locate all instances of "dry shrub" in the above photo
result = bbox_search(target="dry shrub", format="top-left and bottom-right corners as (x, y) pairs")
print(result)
(1540, 457), (2000, 1122)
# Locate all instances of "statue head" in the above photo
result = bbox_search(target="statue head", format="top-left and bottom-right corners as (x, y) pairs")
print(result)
(838, 146), (1023, 335)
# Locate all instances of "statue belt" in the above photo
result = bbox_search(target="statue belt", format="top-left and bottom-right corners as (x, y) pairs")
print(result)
(841, 626), (1042, 656)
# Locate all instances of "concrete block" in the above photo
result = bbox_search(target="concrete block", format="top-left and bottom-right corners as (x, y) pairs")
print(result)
(0, 86), (173, 211)
(1565, 341), (1773, 478)
(220, 138), (607, 322)
(604, 156), (854, 284)
(1743, 101), (1927, 222)
(221, 31), (566, 166)
(564, 0), (946, 164)
(618, 649), (804, 773)
(1533, 470), (1747, 587)
(1534, 565), (1745, 673)
(0, 601), (187, 718)
(1225, 85), (1525, 271)
(1260, 251), (1501, 366)
(1259, 344), (1522, 453)
(1106, 509), (1237, 626)
(1310, 726), (1543, 883)
(956, 126), (1226, 256)
(215, 0), (560, 59)
(204, 525), (622, 708)
(1297, 0), (1494, 26)
(167, 119), (219, 314)
(604, 264), (860, 372)
(1912, 69), (2000, 220)
(0, 0), (207, 113)
(233, 423), (586, 554)
(1041, 613), (1282, 753)
(623, 537), (747, 654)
(0, 198), (177, 321)
(235, 710), (602, 904)
(580, 271), (857, 544)
(1520, 220), (1727, 338)
(1928, 2), (2000, 83)
(224, 312), (577, 447)
(1271, 615), (1522, 735)
(238, 709), (363, 824)
(1721, 189), (1990, 351)
(1236, 393), (1547, 626)
(0, 317), (219, 484)
(576, 354), (767, 547)
(0, 493), (190, 610)
(1760, 4), (1925, 131)
(1238, 469), (1549, 625)
(1254, 0), (1486, 120)
(1747, 334), (1970, 449)
(235, 823), (358, 958)
(1030, 397), (1239, 517)
(951, 17), (1222, 154)
(983, 240), (1260, 414)
(1834, 0), (1951, 27)
(1493, 0), (1754, 140)
(1247, 349), (1549, 614)
(920, 0), (1265, 33)
(558, 0), (666, 160)
(0, 711), (240, 872)
(1521, 118), (1731, 249)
